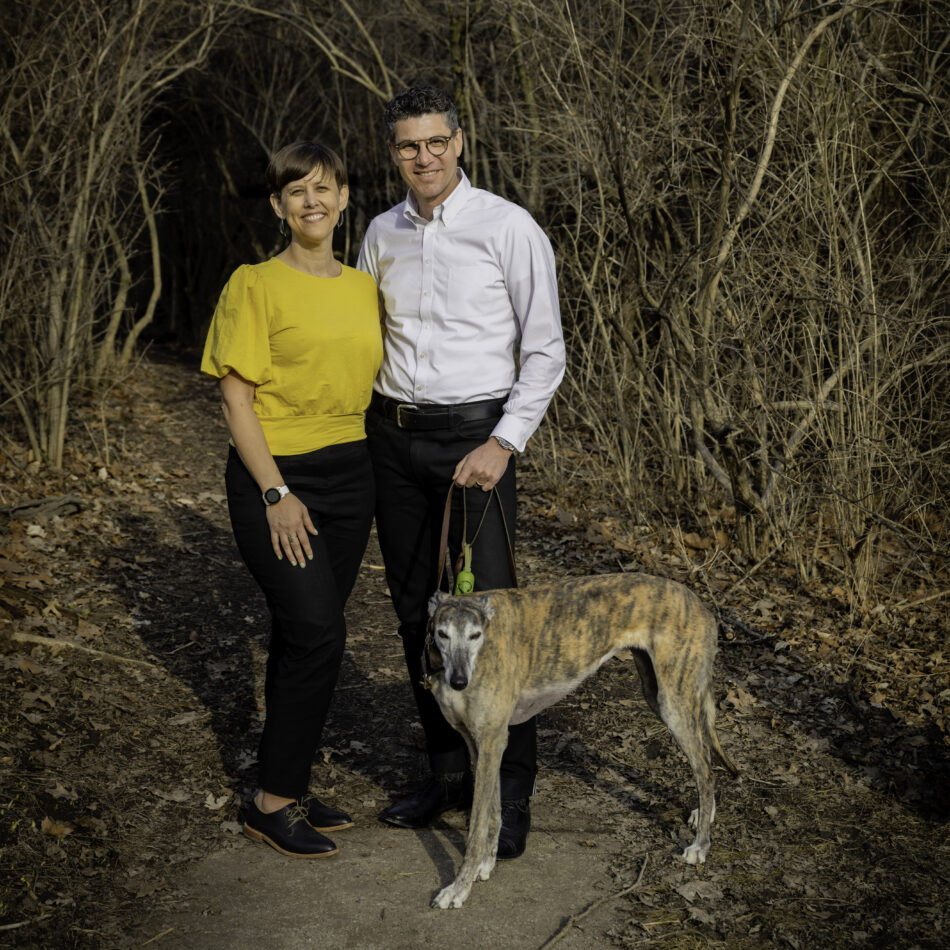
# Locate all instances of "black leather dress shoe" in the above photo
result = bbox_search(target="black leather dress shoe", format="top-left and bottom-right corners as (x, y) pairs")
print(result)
(298, 794), (354, 831)
(379, 772), (472, 828)
(497, 798), (530, 859)
(243, 800), (338, 858)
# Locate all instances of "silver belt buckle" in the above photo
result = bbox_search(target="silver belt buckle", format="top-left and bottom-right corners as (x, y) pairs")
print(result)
(395, 403), (419, 428)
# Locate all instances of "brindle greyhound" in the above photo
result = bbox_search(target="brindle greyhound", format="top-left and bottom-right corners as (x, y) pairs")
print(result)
(422, 573), (738, 909)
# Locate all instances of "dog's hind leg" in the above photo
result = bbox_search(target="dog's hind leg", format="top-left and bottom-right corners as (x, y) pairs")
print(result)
(432, 719), (507, 909)
(654, 682), (717, 866)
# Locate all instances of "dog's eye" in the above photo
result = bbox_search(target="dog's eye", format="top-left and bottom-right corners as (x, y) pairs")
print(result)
(436, 629), (448, 639)
(469, 631), (482, 641)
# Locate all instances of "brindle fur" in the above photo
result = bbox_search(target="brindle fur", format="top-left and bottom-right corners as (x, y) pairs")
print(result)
(424, 573), (738, 909)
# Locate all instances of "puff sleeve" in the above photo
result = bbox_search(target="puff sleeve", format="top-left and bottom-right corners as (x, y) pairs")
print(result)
(200, 265), (273, 385)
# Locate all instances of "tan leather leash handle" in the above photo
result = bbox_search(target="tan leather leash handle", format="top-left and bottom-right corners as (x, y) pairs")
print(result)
(434, 483), (517, 592)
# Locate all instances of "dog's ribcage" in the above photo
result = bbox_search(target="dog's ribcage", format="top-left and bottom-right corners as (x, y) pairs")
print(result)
(510, 648), (623, 724)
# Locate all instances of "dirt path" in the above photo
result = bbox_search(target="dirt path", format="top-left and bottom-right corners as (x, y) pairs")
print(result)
(1, 350), (948, 949)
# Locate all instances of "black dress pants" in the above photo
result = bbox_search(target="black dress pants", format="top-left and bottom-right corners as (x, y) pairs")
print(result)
(366, 402), (537, 800)
(225, 440), (374, 799)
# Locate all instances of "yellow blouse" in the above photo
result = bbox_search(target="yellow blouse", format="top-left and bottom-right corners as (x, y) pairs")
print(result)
(201, 259), (382, 456)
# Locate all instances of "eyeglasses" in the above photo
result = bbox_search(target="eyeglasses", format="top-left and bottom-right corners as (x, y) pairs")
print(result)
(391, 132), (458, 161)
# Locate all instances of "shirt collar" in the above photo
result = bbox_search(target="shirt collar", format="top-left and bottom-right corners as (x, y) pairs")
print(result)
(403, 169), (471, 226)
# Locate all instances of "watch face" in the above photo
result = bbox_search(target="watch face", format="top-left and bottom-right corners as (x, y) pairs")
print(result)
(264, 488), (282, 505)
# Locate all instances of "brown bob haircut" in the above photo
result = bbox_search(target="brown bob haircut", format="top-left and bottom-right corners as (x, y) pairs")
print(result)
(265, 141), (347, 196)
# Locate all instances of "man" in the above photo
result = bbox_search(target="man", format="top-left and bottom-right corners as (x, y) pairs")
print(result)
(357, 85), (565, 859)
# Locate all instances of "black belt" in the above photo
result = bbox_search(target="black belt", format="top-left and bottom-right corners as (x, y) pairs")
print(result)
(370, 392), (506, 431)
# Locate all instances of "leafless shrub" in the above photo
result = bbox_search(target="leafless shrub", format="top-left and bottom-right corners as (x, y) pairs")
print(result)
(0, 0), (218, 467)
(485, 0), (949, 603)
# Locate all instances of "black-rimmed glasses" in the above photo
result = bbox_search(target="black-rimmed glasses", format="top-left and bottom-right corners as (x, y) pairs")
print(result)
(392, 132), (458, 161)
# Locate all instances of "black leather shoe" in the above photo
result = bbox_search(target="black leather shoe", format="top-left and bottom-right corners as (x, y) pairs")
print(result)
(243, 800), (338, 858)
(497, 798), (530, 859)
(379, 772), (472, 828)
(298, 794), (354, 831)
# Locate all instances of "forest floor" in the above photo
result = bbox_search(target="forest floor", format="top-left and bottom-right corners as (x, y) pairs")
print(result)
(1, 349), (949, 949)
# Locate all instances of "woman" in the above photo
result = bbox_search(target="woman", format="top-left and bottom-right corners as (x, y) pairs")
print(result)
(201, 142), (382, 858)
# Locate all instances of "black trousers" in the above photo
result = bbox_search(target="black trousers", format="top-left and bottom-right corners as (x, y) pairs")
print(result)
(225, 440), (374, 799)
(366, 402), (537, 800)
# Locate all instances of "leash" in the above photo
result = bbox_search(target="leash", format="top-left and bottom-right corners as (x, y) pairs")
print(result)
(434, 483), (517, 594)
(423, 483), (517, 691)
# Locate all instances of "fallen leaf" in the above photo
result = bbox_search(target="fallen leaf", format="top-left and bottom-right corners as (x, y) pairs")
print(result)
(676, 880), (723, 903)
(22, 574), (55, 587)
(204, 793), (230, 811)
(168, 711), (201, 726)
(124, 876), (164, 898)
(153, 788), (190, 803)
(22, 691), (56, 709)
(47, 783), (78, 801)
(612, 536), (639, 553)
(197, 492), (226, 505)
(724, 686), (757, 710)
(76, 620), (102, 640)
(41, 817), (75, 838)
(688, 905), (717, 925)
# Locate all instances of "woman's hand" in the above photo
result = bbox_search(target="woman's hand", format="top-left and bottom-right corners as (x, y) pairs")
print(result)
(265, 493), (318, 567)
(219, 372), (319, 568)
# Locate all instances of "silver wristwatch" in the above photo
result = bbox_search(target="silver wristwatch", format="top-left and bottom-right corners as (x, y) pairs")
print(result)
(492, 436), (518, 454)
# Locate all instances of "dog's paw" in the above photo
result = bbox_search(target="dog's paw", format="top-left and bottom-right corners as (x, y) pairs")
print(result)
(682, 842), (708, 865)
(432, 882), (471, 910)
(476, 856), (496, 882)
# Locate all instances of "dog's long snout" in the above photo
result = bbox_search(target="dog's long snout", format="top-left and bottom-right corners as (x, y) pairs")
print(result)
(449, 673), (469, 690)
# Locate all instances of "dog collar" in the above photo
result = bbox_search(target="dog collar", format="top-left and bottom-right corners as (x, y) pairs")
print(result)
(420, 631), (443, 691)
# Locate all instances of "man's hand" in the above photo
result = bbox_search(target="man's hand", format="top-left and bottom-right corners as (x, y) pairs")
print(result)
(453, 438), (512, 491)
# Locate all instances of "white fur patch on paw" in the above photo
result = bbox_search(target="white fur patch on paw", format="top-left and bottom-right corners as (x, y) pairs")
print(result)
(682, 842), (708, 865)
(476, 857), (495, 881)
(432, 882), (470, 909)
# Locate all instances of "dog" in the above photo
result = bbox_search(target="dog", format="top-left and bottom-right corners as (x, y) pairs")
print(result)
(422, 572), (738, 909)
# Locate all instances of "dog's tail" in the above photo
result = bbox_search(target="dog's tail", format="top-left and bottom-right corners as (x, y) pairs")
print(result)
(704, 693), (739, 776)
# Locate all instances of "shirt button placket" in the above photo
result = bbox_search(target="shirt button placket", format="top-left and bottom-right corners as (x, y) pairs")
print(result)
(416, 222), (437, 402)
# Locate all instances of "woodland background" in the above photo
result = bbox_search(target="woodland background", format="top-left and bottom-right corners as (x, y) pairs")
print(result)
(2, 0), (948, 606)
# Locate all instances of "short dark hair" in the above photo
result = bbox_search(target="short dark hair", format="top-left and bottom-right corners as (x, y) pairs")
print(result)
(265, 141), (347, 195)
(382, 86), (460, 141)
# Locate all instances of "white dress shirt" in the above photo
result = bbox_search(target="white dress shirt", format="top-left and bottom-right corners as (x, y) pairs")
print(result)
(357, 171), (565, 452)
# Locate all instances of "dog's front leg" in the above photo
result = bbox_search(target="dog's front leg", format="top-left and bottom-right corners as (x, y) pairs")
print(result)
(432, 722), (506, 909)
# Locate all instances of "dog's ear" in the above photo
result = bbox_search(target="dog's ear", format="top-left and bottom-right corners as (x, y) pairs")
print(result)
(474, 597), (494, 624)
(427, 590), (447, 617)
